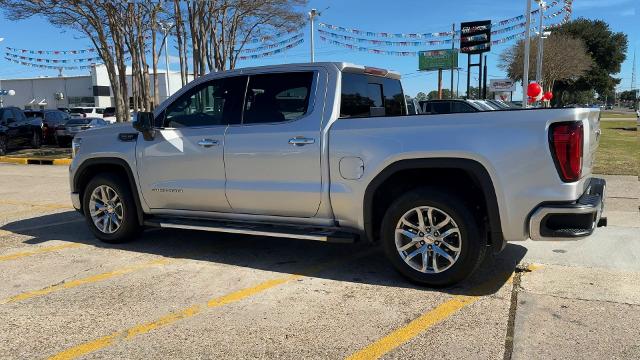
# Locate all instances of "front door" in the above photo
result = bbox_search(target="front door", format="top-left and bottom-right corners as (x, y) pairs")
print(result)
(224, 71), (323, 217)
(136, 76), (246, 212)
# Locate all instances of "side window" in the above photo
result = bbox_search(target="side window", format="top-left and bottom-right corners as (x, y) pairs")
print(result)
(451, 102), (476, 113)
(340, 73), (406, 118)
(429, 102), (451, 114)
(0, 109), (10, 122)
(164, 76), (246, 128)
(243, 72), (314, 124)
(12, 109), (26, 122)
(96, 108), (105, 115)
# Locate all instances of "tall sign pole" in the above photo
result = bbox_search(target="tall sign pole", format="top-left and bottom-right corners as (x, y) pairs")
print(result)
(158, 21), (174, 100)
(535, 0), (545, 84)
(450, 23), (455, 99)
(522, 0), (533, 108)
(309, 9), (319, 63)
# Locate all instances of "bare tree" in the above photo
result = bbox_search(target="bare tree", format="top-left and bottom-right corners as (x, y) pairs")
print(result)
(499, 34), (593, 92)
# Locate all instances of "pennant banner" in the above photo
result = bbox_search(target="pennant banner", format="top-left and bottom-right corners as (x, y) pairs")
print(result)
(4, 46), (99, 55)
(244, 29), (303, 44)
(237, 38), (303, 60)
(241, 33), (304, 54)
(318, 29), (452, 47)
(5, 52), (101, 63)
(4, 56), (94, 70)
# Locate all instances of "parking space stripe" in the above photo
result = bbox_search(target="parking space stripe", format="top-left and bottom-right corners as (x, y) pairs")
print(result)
(0, 243), (83, 262)
(345, 295), (480, 360)
(48, 250), (373, 360)
(0, 258), (172, 304)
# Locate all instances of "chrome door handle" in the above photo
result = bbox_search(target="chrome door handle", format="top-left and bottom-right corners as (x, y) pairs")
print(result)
(197, 139), (219, 148)
(288, 137), (315, 146)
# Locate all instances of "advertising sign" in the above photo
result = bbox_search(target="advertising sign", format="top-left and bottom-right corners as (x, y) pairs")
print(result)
(489, 79), (516, 92)
(418, 49), (459, 71)
(460, 20), (492, 54)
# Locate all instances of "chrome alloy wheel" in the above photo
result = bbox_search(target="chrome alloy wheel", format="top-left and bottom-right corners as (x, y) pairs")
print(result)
(395, 206), (462, 274)
(89, 185), (124, 234)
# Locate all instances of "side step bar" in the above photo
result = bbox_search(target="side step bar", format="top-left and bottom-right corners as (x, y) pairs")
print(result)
(144, 218), (356, 243)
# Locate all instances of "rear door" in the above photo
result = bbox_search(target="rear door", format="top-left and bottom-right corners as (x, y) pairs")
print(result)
(136, 75), (246, 212)
(224, 71), (324, 217)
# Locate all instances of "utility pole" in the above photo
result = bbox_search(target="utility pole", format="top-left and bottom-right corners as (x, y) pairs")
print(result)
(0, 37), (4, 108)
(522, 0), (532, 108)
(450, 23), (455, 99)
(158, 21), (174, 101)
(309, 9), (319, 63)
(535, 0), (546, 84)
(438, 68), (443, 99)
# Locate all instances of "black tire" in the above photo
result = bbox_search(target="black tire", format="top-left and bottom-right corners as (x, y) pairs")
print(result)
(30, 130), (41, 148)
(0, 134), (7, 156)
(82, 173), (140, 244)
(380, 187), (486, 287)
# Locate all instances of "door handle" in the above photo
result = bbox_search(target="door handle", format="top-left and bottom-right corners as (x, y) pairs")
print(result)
(197, 139), (219, 148)
(288, 137), (315, 146)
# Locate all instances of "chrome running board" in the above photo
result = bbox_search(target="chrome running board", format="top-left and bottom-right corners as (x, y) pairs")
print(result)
(144, 218), (356, 243)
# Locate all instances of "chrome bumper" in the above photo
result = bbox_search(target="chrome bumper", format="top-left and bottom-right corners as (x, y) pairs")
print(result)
(529, 178), (606, 241)
(70, 192), (82, 212)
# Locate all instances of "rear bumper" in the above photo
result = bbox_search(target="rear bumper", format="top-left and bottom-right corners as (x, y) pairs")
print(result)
(529, 178), (606, 241)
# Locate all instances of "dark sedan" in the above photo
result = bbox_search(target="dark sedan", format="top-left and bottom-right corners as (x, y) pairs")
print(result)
(24, 109), (70, 145)
(55, 117), (109, 146)
(0, 107), (43, 155)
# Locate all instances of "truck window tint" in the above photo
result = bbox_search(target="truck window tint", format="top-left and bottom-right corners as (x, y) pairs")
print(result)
(340, 73), (406, 118)
(451, 102), (476, 113)
(243, 72), (313, 124)
(429, 102), (450, 114)
(164, 76), (245, 128)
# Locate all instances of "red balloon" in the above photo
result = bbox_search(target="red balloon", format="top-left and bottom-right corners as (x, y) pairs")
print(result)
(543, 91), (553, 101)
(527, 82), (542, 98)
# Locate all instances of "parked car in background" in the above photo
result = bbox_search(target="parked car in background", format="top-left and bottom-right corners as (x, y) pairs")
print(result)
(0, 106), (43, 155)
(420, 99), (481, 114)
(24, 109), (71, 144)
(70, 107), (105, 119)
(406, 98), (422, 115)
(57, 107), (70, 113)
(55, 117), (109, 146)
(102, 107), (116, 123)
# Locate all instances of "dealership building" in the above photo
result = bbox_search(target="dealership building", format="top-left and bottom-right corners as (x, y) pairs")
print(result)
(0, 65), (187, 110)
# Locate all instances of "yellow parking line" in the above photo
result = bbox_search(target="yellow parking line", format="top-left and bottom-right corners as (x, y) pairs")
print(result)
(1, 258), (172, 304)
(48, 251), (373, 360)
(0, 243), (83, 262)
(346, 265), (544, 360)
(345, 295), (479, 360)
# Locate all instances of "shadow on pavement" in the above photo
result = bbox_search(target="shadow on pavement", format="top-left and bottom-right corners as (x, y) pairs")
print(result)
(3, 211), (527, 296)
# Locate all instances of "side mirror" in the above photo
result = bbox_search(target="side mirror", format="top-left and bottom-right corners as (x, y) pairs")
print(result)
(133, 112), (155, 140)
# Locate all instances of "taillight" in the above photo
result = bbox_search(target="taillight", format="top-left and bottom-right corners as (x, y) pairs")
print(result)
(364, 66), (389, 77)
(549, 122), (583, 182)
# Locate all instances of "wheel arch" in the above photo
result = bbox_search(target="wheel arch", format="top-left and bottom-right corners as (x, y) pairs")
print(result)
(73, 157), (144, 225)
(363, 158), (504, 251)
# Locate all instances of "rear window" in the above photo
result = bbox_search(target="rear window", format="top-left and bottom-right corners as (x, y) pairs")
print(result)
(25, 111), (44, 118)
(70, 108), (88, 114)
(340, 72), (406, 118)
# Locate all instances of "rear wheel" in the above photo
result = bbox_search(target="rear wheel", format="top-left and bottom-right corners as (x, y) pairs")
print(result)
(381, 187), (486, 287)
(82, 173), (140, 243)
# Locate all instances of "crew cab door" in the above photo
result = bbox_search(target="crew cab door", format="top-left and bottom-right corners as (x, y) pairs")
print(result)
(136, 76), (246, 212)
(224, 71), (323, 217)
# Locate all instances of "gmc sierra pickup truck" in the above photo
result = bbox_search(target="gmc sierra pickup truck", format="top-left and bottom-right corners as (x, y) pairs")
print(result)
(69, 62), (606, 286)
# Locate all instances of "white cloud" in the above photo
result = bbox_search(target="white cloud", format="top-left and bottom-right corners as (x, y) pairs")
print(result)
(620, 8), (636, 16)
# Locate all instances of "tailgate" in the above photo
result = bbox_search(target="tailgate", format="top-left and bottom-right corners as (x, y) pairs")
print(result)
(582, 109), (601, 177)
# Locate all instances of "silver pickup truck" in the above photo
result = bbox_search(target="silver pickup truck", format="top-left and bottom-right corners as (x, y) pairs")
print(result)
(68, 62), (606, 286)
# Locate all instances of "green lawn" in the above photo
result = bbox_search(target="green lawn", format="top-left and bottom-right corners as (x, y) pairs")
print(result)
(601, 111), (637, 119)
(593, 120), (639, 175)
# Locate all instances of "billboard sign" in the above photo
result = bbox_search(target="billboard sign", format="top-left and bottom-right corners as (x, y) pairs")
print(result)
(460, 20), (492, 54)
(489, 79), (516, 92)
(418, 49), (459, 71)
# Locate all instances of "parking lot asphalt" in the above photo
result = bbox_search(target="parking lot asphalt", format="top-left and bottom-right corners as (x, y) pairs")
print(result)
(0, 164), (638, 359)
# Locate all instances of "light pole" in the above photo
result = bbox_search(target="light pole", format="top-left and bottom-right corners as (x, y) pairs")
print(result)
(0, 37), (4, 108)
(158, 21), (174, 101)
(535, 0), (546, 85)
(522, 0), (532, 108)
(308, 9), (319, 63)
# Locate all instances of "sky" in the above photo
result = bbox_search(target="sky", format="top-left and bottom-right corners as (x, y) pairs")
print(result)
(0, 0), (637, 100)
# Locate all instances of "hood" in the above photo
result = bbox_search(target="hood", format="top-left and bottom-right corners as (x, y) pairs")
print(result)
(77, 122), (136, 138)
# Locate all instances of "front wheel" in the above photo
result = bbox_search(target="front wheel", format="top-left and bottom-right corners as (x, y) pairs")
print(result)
(82, 173), (140, 243)
(380, 188), (486, 287)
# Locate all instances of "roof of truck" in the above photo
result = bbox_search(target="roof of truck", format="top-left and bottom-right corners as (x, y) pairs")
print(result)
(226, 62), (402, 80)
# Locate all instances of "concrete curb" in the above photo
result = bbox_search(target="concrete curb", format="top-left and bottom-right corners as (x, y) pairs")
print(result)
(0, 156), (72, 166)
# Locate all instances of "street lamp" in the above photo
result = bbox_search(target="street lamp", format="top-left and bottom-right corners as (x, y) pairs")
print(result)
(158, 21), (174, 101)
(308, 9), (319, 63)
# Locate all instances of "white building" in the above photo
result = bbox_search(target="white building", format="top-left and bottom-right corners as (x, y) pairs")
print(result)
(0, 65), (188, 110)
